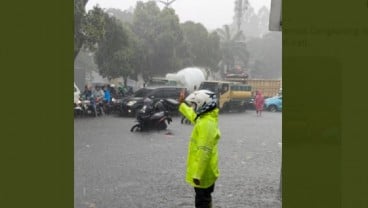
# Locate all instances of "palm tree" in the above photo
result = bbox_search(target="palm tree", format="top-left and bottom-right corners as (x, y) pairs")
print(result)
(216, 25), (249, 76)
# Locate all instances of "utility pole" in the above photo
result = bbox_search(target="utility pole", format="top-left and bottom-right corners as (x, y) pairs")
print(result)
(157, 0), (177, 7)
(234, 0), (249, 33)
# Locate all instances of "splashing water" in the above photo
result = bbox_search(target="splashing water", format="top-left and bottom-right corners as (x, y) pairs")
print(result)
(165, 67), (206, 92)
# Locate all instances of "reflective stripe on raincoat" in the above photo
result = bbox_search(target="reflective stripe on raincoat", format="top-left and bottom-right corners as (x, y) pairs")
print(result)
(179, 103), (221, 188)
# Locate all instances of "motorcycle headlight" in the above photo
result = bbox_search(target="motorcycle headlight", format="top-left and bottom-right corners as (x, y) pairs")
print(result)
(127, 100), (137, 106)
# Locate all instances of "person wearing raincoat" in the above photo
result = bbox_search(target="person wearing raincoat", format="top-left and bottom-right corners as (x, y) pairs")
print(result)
(254, 90), (265, 117)
(178, 89), (221, 208)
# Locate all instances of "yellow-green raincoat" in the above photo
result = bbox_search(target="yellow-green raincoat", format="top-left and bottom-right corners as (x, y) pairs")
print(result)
(179, 103), (221, 188)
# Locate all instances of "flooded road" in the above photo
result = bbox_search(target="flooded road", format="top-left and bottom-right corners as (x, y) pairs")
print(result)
(74, 110), (281, 208)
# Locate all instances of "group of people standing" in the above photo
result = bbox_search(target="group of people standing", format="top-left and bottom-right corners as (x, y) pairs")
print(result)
(81, 84), (112, 104)
(81, 84), (134, 103)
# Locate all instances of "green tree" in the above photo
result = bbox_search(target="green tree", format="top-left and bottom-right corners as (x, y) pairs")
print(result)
(237, 4), (270, 38)
(181, 21), (221, 70)
(216, 25), (249, 75)
(94, 13), (136, 86)
(74, 0), (105, 60)
(246, 32), (282, 78)
(132, 1), (161, 79)
(74, 0), (89, 60)
(154, 7), (189, 74)
(207, 32), (222, 72)
(83, 6), (106, 51)
(132, 1), (189, 80)
(106, 8), (134, 24)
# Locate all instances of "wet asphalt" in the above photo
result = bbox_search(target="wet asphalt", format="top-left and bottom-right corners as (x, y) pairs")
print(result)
(74, 110), (282, 208)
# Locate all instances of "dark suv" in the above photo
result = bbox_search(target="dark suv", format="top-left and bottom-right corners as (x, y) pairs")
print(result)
(120, 86), (188, 117)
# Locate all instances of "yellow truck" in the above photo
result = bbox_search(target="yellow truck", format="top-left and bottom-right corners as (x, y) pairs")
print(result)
(198, 81), (253, 112)
(225, 76), (282, 98)
(246, 79), (282, 98)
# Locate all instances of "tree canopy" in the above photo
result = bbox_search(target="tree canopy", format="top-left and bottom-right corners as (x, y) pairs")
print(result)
(216, 25), (249, 74)
(181, 21), (221, 71)
(74, 0), (105, 61)
(75, 0), (281, 83)
(74, 0), (89, 60)
(131, 1), (190, 79)
(246, 32), (282, 79)
(94, 13), (137, 86)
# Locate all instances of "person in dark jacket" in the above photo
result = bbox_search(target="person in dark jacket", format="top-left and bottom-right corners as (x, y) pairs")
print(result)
(82, 85), (92, 100)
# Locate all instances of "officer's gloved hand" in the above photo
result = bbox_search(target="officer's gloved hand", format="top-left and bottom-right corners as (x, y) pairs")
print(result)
(179, 90), (186, 104)
(193, 178), (200, 185)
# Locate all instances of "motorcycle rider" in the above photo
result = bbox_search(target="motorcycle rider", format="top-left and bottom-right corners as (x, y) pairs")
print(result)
(154, 99), (166, 112)
(82, 85), (92, 100)
(109, 84), (119, 98)
(178, 89), (221, 208)
(130, 97), (172, 132)
(93, 86), (105, 101)
(103, 85), (111, 103)
(80, 85), (98, 116)
(140, 97), (154, 118)
(102, 85), (112, 114)
(91, 86), (105, 116)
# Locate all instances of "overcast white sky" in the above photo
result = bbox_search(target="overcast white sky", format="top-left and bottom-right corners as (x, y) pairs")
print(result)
(86, 0), (271, 30)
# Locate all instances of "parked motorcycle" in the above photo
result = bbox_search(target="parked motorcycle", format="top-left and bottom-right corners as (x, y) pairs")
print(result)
(74, 97), (104, 117)
(130, 101), (172, 132)
(92, 97), (105, 116)
(109, 97), (123, 114)
(74, 99), (85, 116)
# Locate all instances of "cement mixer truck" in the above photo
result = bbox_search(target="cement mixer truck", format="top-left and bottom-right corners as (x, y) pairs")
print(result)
(165, 67), (206, 92)
(145, 67), (207, 93)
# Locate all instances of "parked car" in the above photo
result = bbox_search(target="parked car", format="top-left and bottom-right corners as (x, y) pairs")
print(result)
(246, 97), (255, 110)
(74, 83), (81, 104)
(264, 95), (282, 112)
(120, 86), (188, 117)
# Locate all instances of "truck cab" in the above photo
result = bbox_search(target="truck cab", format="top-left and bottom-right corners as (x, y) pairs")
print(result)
(199, 81), (252, 112)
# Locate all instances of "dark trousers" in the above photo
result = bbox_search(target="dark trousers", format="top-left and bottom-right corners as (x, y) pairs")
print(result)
(194, 183), (215, 208)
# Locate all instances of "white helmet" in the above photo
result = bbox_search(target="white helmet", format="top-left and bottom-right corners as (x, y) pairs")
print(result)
(185, 90), (217, 115)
